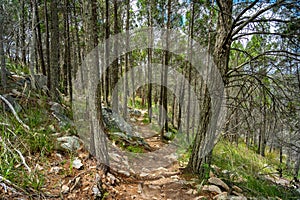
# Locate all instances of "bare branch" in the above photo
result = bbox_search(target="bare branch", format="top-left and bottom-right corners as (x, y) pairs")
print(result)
(0, 95), (30, 130)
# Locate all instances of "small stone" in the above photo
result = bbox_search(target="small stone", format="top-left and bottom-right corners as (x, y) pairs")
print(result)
(130, 118), (137, 122)
(49, 166), (62, 174)
(61, 185), (69, 194)
(213, 192), (228, 200)
(140, 172), (149, 177)
(232, 185), (243, 193)
(92, 186), (101, 197)
(35, 164), (43, 171)
(72, 158), (83, 169)
(118, 170), (130, 177)
(186, 189), (197, 195)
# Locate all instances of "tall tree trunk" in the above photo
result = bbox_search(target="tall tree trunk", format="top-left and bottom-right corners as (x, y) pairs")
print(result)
(187, 0), (232, 176)
(44, 0), (51, 89)
(105, 0), (110, 106)
(186, 1), (195, 143)
(112, 0), (119, 112)
(35, 0), (46, 75)
(160, 0), (171, 139)
(147, 2), (153, 123)
(50, 0), (60, 101)
(21, 0), (27, 65)
(30, 0), (37, 90)
(0, 5), (7, 88)
(123, 0), (130, 120)
(84, 0), (108, 173)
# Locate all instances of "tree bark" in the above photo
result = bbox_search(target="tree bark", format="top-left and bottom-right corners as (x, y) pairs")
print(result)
(0, 4), (7, 88)
(50, 0), (60, 101)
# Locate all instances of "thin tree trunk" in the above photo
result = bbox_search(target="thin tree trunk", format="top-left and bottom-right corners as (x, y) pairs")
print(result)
(105, 0), (110, 106)
(123, 0), (130, 120)
(21, 0), (27, 65)
(147, 2), (153, 123)
(35, 0), (46, 75)
(0, 5), (7, 88)
(44, 0), (51, 89)
(112, 0), (119, 112)
(186, 1), (195, 143)
(30, 0), (37, 90)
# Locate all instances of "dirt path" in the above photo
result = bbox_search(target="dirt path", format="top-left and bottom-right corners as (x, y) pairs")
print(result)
(106, 117), (205, 200)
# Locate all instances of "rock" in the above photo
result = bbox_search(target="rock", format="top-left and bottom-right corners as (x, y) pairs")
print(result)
(213, 192), (228, 200)
(107, 173), (117, 185)
(231, 191), (244, 197)
(129, 109), (142, 117)
(232, 185), (242, 193)
(52, 112), (74, 128)
(118, 170), (130, 177)
(102, 107), (133, 134)
(130, 118), (137, 122)
(92, 185), (102, 197)
(186, 189), (197, 195)
(164, 132), (174, 140)
(57, 136), (81, 152)
(61, 185), (69, 194)
(49, 166), (62, 174)
(72, 158), (83, 169)
(227, 196), (247, 200)
(208, 177), (230, 192)
(140, 172), (149, 177)
(202, 185), (222, 194)
(109, 131), (151, 150)
(49, 101), (64, 114)
(35, 164), (44, 171)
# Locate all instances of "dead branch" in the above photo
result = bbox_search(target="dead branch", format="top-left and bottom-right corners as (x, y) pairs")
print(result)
(0, 94), (30, 130)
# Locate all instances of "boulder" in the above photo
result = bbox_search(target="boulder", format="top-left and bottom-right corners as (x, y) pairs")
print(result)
(202, 185), (222, 194)
(57, 136), (81, 152)
(102, 107), (133, 134)
(208, 177), (230, 192)
(49, 101), (64, 114)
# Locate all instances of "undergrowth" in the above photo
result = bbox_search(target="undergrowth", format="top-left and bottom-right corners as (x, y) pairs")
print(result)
(0, 95), (55, 192)
(212, 139), (299, 199)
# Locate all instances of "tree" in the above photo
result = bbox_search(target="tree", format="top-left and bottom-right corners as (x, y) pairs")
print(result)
(49, 0), (60, 101)
(0, 4), (7, 88)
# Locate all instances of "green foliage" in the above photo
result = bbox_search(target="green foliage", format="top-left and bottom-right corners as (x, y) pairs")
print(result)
(212, 139), (298, 199)
(6, 60), (29, 75)
(126, 145), (144, 153)
(0, 100), (54, 191)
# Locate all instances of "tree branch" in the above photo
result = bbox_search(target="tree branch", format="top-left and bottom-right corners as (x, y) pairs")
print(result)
(0, 95), (30, 130)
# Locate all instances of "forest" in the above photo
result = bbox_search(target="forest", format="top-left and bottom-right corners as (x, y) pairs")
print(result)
(0, 0), (299, 199)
